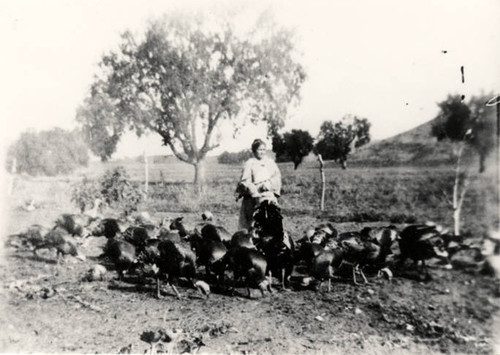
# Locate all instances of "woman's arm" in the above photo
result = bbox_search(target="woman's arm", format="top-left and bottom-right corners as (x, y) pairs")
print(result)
(236, 159), (259, 198)
(240, 159), (254, 183)
(268, 159), (282, 197)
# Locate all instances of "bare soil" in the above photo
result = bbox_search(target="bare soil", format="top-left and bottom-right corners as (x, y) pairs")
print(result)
(1, 211), (499, 354)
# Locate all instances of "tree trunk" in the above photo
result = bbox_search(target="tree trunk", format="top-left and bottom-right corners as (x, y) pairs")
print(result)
(340, 159), (347, 170)
(194, 160), (206, 191)
(318, 154), (325, 211)
(452, 144), (469, 236)
(478, 153), (485, 173)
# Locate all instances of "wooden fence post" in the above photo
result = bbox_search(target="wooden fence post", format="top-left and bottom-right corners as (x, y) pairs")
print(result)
(318, 154), (325, 211)
(7, 158), (17, 196)
(144, 151), (149, 200)
(486, 94), (500, 231)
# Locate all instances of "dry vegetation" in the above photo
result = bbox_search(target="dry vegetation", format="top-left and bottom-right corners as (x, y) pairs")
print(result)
(1, 159), (499, 354)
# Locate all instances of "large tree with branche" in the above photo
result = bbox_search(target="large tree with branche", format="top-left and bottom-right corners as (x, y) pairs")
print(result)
(77, 12), (305, 187)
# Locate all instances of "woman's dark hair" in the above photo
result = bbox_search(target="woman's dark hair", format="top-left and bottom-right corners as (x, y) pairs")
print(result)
(251, 139), (266, 153)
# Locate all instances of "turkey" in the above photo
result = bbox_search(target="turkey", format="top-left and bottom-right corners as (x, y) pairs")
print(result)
(54, 198), (103, 237)
(136, 237), (208, 299)
(169, 217), (192, 239)
(360, 226), (399, 245)
(339, 228), (394, 285)
(156, 240), (200, 299)
(103, 237), (138, 280)
(221, 246), (272, 298)
(6, 224), (50, 250)
(32, 227), (86, 264)
(87, 217), (129, 239)
(54, 213), (98, 238)
(311, 223), (338, 246)
(398, 223), (452, 279)
(135, 238), (162, 297)
(307, 247), (345, 292)
(186, 232), (227, 283)
(253, 200), (295, 290)
(230, 228), (258, 250)
(156, 227), (182, 243)
(201, 210), (214, 221)
(170, 216), (232, 246)
(122, 225), (157, 251)
(199, 223), (232, 246)
(295, 240), (326, 274)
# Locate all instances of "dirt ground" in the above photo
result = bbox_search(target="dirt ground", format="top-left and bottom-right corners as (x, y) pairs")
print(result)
(1, 211), (499, 354)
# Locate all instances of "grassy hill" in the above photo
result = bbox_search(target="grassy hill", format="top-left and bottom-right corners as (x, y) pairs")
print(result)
(347, 119), (480, 168)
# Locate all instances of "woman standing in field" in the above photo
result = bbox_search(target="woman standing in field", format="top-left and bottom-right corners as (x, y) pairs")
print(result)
(236, 139), (282, 229)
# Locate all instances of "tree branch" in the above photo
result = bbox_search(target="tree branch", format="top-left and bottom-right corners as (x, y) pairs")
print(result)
(199, 109), (222, 157)
(168, 140), (192, 164)
(441, 190), (452, 206)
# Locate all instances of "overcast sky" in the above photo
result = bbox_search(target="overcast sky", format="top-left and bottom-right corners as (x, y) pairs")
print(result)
(1, 0), (499, 159)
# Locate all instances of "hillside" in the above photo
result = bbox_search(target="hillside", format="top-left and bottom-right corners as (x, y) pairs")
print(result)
(348, 119), (477, 168)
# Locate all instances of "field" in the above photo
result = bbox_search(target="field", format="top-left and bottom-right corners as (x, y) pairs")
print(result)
(1, 159), (499, 354)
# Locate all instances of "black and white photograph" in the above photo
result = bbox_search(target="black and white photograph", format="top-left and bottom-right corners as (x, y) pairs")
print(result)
(1, 0), (499, 353)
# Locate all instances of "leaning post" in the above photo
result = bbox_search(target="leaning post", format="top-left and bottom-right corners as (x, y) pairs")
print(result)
(144, 151), (149, 200)
(7, 158), (17, 196)
(318, 154), (326, 211)
(486, 94), (500, 230)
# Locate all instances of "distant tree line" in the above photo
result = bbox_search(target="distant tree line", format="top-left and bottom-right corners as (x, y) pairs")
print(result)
(217, 150), (254, 165)
(268, 115), (371, 169)
(219, 91), (496, 173)
(8, 93), (494, 177)
(6, 128), (89, 176)
(217, 115), (371, 169)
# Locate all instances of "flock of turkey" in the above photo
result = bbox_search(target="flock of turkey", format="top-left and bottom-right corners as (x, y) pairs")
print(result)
(7, 199), (497, 299)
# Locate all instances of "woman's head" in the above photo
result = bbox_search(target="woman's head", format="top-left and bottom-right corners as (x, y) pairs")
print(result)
(251, 139), (266, 160)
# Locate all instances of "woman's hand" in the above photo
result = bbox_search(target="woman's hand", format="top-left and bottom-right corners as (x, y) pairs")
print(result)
(259, 180), (272, 192)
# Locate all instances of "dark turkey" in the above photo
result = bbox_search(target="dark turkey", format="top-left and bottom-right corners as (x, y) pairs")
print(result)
(398, 224), (450, 279)
(339, 229), (394, 284)
(88, 218), (129, 239)
(54, 213), (98, 237)
(33, 227), (85, 264)
(230, 229), (258, 250)
(309, 247), (345, 292)
(103, 238), (138, 280)
(156, 240), (198, 299)
(6, 224), (50, 250)
(187, 232), (227, 283)
(221, 246), (272, 298)
(253, 201), (295, 289)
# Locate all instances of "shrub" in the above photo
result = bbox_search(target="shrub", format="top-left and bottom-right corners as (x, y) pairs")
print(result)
(99, 167), (143, 215)
(70, 176), (102, 213)
(71, 166), (143, 215)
